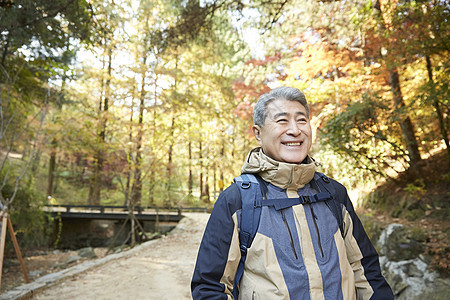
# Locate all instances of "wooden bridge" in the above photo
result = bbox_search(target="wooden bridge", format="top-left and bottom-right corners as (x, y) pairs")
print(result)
(44, 205), (207, 222)
(43, 205), (208, 248)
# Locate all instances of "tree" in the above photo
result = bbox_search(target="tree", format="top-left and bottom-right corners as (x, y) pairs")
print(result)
(0, 0), (93, 246)
(372, 0), (422, 168)
(387, 0), (449, 164)
(84, 0), (127, 205)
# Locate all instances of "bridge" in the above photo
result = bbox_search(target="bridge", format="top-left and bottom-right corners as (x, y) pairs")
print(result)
(43, 205), (208, 249)
(44, 204), (204, 222)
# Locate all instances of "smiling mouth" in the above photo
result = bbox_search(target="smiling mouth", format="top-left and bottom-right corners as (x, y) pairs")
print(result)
(283, 142), (302, 146)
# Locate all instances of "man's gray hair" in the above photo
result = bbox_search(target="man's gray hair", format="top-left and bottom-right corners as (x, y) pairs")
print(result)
(253, 86), (309, 127)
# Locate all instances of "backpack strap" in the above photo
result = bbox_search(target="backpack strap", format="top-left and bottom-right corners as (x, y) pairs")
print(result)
(262, 192), (332, 210)
(232, 172), (345, 297)
(313, 173), (345, 237)
(233, 174), (263, 299)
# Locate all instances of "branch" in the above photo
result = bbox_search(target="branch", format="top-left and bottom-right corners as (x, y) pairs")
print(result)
(262, 0), (290, 29)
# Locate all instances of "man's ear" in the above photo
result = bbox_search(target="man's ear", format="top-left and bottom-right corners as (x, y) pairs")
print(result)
(253, 125), (262, 145)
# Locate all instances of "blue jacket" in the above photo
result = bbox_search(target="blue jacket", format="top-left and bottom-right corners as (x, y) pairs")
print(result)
(192, 152), (393, 300)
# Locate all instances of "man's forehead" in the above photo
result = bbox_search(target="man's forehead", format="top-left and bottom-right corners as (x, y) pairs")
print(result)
(266, 100), (307, 117)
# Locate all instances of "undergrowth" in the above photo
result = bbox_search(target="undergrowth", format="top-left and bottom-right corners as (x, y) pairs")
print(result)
(361, 151), (449, 277)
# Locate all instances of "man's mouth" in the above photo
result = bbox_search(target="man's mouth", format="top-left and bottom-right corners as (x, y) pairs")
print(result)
(283, 142), (302, 146)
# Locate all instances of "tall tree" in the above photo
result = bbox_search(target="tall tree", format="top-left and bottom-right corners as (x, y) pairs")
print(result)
(373, 0), (422, 167)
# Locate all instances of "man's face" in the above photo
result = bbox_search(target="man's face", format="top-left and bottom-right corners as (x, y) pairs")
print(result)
(253, 99), (312, 164)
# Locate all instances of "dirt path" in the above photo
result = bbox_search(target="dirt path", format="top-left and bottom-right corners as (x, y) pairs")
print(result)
(31, 213), (210, 300)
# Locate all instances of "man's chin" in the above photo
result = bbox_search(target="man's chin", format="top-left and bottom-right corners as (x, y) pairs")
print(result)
(281, 156), (307, 164)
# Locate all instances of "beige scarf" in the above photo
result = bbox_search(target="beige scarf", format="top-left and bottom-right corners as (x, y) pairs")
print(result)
(241, 147), (317, 193)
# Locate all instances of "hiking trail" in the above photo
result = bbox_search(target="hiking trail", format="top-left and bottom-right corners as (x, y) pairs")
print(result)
(31, 213), (209, 300)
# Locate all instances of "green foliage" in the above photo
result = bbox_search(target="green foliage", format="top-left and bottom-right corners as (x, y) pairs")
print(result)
(0, 0), (94, 109)
(404, 180), (426, 199)
(3, 173), (49, 248)
(0, 0), (92, 47)
(321, 92), (409, 179)
(312, 143), (377, 191)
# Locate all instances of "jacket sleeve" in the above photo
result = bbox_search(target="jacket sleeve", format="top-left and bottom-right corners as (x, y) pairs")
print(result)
(333, 181), (394, 300)
(191, 184), (242, 300)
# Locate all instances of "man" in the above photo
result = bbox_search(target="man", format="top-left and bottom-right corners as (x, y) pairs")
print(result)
(191, 87), (393, 299)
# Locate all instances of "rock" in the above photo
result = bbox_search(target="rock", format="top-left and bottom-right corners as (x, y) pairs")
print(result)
(78, 247), (97, 259)
(66, 255), (81, 265)
(54, 255), (82, 269)
(377, 223), (425, 261)
(377, 224), (450, 300)
(382, 259), (434, 299)
(419, 278), (450, 299)
(29, 270), (45, 278)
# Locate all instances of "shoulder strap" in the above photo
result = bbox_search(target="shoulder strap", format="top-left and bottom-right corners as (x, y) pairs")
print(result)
(233, 174), (263, 299)
(313, 173), (345, 237)
(232, 173), (345, 297)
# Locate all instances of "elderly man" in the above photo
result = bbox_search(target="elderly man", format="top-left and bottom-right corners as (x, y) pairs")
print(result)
(191, 87), (393, 299)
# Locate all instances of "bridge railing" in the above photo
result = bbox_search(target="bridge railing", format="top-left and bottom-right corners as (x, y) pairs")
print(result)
(44, 205), (207, 215)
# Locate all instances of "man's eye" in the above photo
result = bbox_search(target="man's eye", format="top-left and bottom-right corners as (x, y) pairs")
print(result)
(276, 119), (288, 123)
(297, 119), (307, 123)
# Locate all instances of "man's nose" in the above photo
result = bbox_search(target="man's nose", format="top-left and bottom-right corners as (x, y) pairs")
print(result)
(286, 121), (301, 135)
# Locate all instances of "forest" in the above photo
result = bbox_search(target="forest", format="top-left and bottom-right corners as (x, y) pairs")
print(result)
(0, 0), (448, 250)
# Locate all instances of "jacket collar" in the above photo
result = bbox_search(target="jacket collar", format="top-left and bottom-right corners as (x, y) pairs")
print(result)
(241, 147), (317, 192)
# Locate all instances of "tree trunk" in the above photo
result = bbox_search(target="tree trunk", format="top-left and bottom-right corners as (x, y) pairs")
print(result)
(426, 55), (450, 164)
(199, 139), (203, 202)
(166, 114), (175, 206)
(203, 173), (210, 203)
(47, 138), (57, 196)
(89, 46), (112, 205)
(31, 149), (41, 173)
(188, 139), (193, 195)
(123, 111), (133, 207)
(131, 215), (135, 247)
(213, 164), (216, 196)
(132, 56), (147, 206)
(220, 140), (224, 192)
(166, 52), (178, 206)
(149, 76), (159, 205)
(89, 154), (103, 205)
(388, 67), (422, 166)
(149, 169), (155, 205)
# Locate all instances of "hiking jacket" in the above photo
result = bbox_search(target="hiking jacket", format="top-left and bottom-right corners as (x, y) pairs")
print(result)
(191, 149), (393, 300)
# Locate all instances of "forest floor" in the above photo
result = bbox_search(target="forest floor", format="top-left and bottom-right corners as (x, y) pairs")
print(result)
(1, 213), (210, 299)
(1, 247), (109, 294)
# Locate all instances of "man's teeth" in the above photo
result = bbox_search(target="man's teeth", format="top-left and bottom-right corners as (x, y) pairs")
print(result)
(285, 142), (301, 146)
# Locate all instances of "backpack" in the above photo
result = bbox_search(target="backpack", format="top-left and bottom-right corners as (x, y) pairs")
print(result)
(232, 173), (345, 299)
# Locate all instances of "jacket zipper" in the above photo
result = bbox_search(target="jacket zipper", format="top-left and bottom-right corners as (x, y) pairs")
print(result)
(309, 204), (324, 258)
(281, 209), (298, 260)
